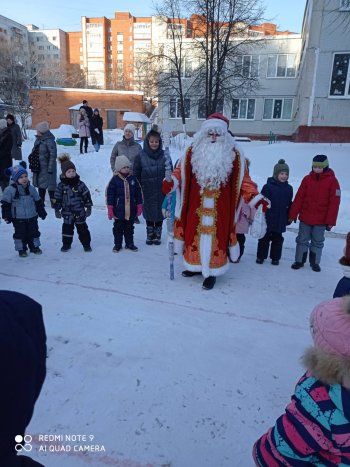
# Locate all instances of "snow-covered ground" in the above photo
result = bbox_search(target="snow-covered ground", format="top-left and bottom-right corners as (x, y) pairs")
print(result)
(1, 128), (349, 467)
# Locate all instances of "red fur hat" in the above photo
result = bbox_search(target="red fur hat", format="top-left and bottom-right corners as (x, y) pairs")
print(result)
(207, 113), (229, 127)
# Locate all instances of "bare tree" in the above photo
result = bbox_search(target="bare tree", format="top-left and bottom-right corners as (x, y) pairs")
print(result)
(188, 0), (265, 116)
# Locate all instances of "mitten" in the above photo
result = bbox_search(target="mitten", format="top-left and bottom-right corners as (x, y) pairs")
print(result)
(55, 210), (62, 219)
(85, 206), (92, 217)
(107, 205), (114, 220)
(255, 197), (270, 213)
(136, 204), (142, 217)
(35, 200), (47, 220)
(326, 225), (333, 231)
(4, 218), (12, 224)
(94, 128), (100, 134)
(162, 179), (174, 195)
(39, 211), (47, 220)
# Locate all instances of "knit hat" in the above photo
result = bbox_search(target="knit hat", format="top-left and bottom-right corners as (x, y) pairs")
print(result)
(200, 113), (229, 135)
(273, 159), (289, 179)
(310, 297), (350, 358)
(58, 154), (76, 175)
(0, 119), (7, 130)
(312, 154), (329, 169)
(124, 124), (135, 135)
(7, 163), (28, 183)
(36, 121), (49, 134)
(93, 108), (99, 113)
(114, 155), (131, 173)
(6, 114), (15, 122)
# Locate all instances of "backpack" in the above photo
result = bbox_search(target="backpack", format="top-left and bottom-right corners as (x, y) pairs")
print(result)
(28, 147), (40, 173)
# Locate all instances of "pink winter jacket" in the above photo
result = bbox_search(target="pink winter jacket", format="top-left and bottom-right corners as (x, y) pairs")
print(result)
(236, 202), (256, 234)
(78, 117), (90, 138)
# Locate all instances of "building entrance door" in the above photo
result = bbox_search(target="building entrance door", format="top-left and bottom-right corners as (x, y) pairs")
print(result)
(107, 110), (117, 129)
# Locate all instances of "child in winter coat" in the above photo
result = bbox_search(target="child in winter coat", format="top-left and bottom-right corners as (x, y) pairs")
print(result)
(256, 159), (293, 265)
(253, 295), (350, 466)
(234, 159), (256, 262)
(334, 233), (350, 298)
(78, 108), (90, 154)
(289, 154), (341, 272)
(1, 162), (47, 257)
(54, 154), (93, 252)
(106, 155), (143, 252)
(133, 129), (170, 245)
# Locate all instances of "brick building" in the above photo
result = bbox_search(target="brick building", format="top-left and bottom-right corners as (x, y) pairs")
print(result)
(29, 88), (145, 129)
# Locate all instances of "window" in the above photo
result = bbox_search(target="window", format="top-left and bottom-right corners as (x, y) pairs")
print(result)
(170, 57), (192, 78)
(231, 99), (255, 119)
(52, 36), (57, 41)
(267, 54), (297, 78)
(169, 98), (190, 119)
(329, 53), (350, 97)
(197, 98), (223, 119)
(340, 0), (350, 10)
(234, 55), (259, 78)
(263, 98), (293, 120)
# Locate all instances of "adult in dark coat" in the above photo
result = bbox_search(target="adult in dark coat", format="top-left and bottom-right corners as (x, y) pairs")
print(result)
(6, 114), (22, 161)
(0, 118), (13, 191)
(0, 290), (46, 467)
(31, 121), (57, 207)
(90, 109), (104, 152)
(79, 100), (93, 120)
(256, 159), (293, 264)
(134, 129), (170, 245)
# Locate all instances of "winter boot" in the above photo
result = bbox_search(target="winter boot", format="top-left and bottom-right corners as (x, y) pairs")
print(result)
(83, 245), (92, 252)
(146, 226), (154, 245)
(125, 244), (138, 252)
(271, 259), (279, 265)
(153, 226), (162, 246)
(202, 276), (216, 290)
(256, 258), (264, 264)
(309, 251), (321, 271)
(30, 247), (42, 255)
(113, 245), (122, 253)
(18, 250), (28, 257)
(182, 270), (201, 277)
(61, 245), (71, 252)
(291, 261), (304, 269)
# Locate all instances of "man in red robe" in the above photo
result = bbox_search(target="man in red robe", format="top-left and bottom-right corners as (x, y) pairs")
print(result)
(163, 113), (267, 290)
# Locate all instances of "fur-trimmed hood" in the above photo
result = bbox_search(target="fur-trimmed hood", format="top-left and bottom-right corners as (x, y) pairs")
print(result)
(302, 347), (350, 388)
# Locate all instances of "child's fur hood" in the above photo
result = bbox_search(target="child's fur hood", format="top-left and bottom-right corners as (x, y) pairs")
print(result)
(302, 295), (350, 388)
(302, 347), (350, 388)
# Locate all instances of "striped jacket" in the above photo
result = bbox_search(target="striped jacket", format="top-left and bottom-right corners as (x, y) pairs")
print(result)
(254, 369), (350, 466)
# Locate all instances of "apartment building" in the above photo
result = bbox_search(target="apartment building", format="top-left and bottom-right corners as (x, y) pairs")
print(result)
(27, 25), (68, 87)
(0, 15), (30, 104)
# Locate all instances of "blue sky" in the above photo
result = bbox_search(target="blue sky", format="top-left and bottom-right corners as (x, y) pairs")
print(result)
(2, 0), (306, 33)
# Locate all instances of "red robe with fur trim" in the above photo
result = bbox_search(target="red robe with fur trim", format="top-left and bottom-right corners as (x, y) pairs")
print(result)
(171, 146), (259, 277)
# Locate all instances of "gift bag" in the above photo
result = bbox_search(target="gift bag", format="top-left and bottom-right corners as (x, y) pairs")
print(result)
(250, 205), (267, 239)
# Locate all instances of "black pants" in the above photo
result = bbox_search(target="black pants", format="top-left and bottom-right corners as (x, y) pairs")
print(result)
(38, 188), (55, 205)
(80, 137), (88, 153)
(236, 233), (246, 258)
(62, 221), (91, 247)
(113, 219), (135, 247)
(13, 218), (40, 251)
(146, 220), (162, 227)
(257, 232), (284, 261)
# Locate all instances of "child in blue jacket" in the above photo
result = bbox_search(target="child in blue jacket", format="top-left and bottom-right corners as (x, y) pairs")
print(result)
(256, 159), (293, 265)
(1, 163), (47, 257)
(106, 155), (143, 252)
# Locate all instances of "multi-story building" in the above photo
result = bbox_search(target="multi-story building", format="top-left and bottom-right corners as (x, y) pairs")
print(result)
(27, 25), (68, 87)
(0, 15), (30, 106)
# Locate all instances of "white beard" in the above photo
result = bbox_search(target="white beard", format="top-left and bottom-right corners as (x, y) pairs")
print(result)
(191, 132), (236, 191)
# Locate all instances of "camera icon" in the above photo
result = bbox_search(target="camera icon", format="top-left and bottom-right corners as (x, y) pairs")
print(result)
(15, 434), (32, 452)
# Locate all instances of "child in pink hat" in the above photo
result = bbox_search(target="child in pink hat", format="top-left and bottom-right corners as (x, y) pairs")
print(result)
(253, 295), (350, 466)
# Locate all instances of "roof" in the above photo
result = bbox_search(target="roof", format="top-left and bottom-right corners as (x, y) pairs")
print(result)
(122, 112), (151, 123)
